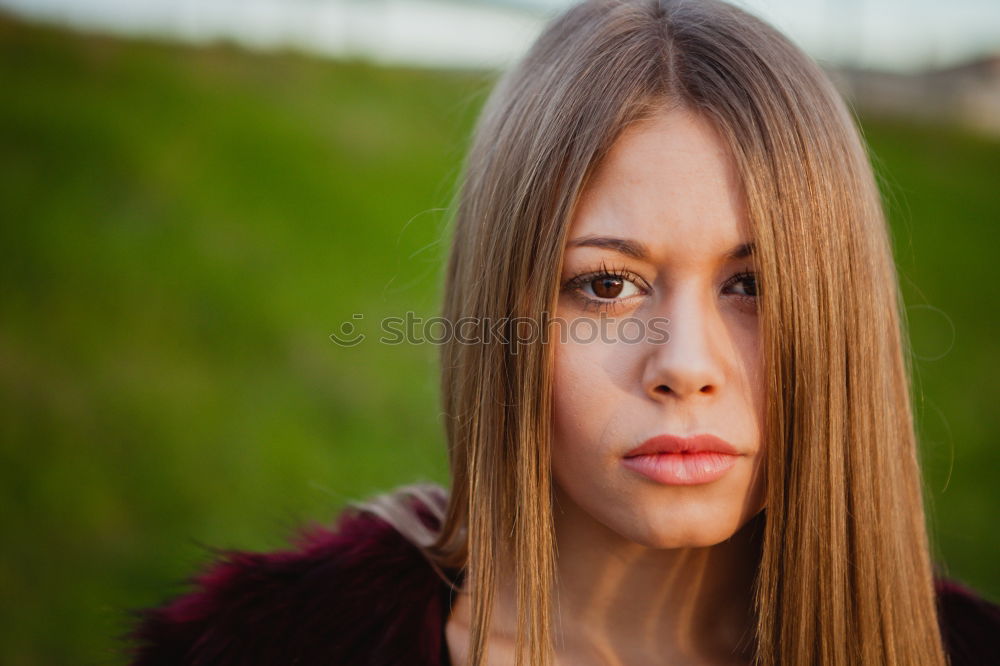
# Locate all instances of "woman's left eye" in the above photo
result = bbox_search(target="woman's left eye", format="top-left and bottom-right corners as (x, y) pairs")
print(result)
(724, 271), (758, 299)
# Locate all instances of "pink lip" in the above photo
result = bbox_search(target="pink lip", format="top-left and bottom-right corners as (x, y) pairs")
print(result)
(622, 434), (742, 486)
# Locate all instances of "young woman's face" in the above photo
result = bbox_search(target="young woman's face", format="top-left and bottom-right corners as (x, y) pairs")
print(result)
(551, 107), (766, 549)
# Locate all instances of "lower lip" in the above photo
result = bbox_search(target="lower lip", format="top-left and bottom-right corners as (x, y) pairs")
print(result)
(622, 452), (739, 485)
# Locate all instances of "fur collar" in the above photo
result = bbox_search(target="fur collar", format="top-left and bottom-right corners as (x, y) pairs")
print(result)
(126, 499), (460, 665)
(124, 495), (999, 665)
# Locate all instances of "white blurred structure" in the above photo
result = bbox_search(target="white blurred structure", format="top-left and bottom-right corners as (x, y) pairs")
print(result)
(1, 0), (998, 134)
(0, 0), (548, 70)
(1, 0), (999, 72)
(833, 56), (1000, 136)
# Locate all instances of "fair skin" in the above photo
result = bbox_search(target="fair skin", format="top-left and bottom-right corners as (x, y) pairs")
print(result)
(447, 107), (766, 665)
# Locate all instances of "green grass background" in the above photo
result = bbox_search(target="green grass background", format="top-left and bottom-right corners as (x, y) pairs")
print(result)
(0, 14), (997, 665)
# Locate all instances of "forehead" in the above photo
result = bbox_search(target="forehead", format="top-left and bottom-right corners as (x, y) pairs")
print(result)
(567, 108), (749, 262)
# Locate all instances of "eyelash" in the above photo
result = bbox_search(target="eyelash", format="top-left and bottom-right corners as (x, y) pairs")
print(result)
(560, 261), (758, 314)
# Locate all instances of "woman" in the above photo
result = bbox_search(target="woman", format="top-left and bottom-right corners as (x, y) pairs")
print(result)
(125, 0), (1000, 664)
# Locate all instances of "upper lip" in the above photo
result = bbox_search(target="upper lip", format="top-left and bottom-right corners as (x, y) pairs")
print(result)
(624, 434), (741, 457)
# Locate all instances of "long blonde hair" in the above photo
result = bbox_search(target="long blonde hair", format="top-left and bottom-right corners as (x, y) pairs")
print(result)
(362, 1), (947, 664)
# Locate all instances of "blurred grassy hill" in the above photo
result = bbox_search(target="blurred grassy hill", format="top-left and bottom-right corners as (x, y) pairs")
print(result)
(0, 12), (997, 665)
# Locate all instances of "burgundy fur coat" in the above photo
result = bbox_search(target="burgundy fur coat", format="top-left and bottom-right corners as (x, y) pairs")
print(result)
(125, 496), (1000, 665)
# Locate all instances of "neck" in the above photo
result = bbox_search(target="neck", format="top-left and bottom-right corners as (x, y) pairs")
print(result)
(452, 494), (762, 665)
(569, 500), (760, 662)
(485, 486), (761, 665)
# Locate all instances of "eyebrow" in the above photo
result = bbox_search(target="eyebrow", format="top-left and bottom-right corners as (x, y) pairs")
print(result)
(566, 235), (755, 261)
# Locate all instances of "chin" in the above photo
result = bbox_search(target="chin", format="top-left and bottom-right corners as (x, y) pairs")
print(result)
(553, 470), (767, 552)
(612, 501), (757, 550)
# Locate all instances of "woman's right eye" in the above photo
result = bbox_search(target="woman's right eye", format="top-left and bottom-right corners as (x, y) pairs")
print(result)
(561, 267), (650, 313)
(582, 274), (642, 300)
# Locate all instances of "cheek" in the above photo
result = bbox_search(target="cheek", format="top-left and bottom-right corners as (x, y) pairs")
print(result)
(741, 327), (765, 439)
(552, 343), (597, 451)
(736, 326), (767, 512)
(727, 313), (764, 426)
(550, 334), (636, 485)
(552, 340), (612, 453)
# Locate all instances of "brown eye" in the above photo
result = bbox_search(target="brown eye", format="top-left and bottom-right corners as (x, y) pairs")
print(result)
(725, 272), (758, 298)
(591, 276), (624, 299)
(562, 268), (646, 310)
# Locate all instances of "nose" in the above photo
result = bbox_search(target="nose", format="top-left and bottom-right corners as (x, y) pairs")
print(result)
(642, 285), (726, 401)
